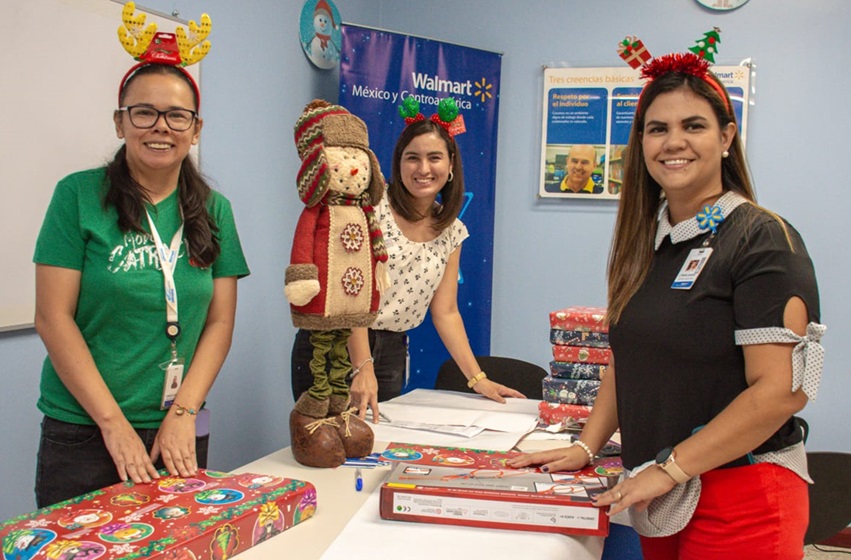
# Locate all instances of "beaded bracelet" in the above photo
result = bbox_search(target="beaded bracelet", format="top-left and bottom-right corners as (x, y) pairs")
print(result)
(172, 403), (197, 416)
(467, 371), (487, 388)
(350, 357), (375, 379)
(573, 440), (595, 465)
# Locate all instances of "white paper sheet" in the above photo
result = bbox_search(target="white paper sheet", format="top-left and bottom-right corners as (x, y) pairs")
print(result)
(370, 423), (531, 451)
(369, 389), (540, 451)
(389, 388), (542, 415)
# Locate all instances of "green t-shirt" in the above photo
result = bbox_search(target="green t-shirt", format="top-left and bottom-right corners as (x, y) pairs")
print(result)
(34, 167), (250, 428)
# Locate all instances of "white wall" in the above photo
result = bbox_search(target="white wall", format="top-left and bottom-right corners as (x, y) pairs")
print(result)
(1, 0), (847, 520)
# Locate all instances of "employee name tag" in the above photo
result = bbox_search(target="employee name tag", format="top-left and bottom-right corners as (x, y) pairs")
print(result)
(672, 248), (713, 290)
(161, 362), (185, 410)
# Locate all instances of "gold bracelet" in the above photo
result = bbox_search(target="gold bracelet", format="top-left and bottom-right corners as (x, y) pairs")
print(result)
(172, 403), (197, 416)
(467, 371), (487, 388)
(573, 440), (595, 465)
(350, 357), (375, 379)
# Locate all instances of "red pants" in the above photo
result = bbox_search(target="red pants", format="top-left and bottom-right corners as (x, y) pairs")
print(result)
(640, 463), (808, 560)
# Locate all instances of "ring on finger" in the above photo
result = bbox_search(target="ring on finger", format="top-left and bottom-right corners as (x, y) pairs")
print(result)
(615, 490), (623, 501)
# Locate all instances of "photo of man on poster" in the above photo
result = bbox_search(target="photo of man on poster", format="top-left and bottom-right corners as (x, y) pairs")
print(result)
(560, 144), (603, 194)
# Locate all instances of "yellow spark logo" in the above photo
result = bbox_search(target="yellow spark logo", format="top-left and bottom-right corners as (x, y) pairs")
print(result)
(474, 77), (493, 102)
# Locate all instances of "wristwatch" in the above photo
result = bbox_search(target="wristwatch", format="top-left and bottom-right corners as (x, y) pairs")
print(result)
(655, 447), (692, 484)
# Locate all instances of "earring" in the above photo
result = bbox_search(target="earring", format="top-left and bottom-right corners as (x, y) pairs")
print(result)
(448, 170), (454, 182)
(722, 150), (729, 158)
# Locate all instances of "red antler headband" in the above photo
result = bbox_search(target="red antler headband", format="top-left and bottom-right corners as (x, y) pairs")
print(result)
(398, 97), (466, 137)
(619, 28), (730, 112)
(117, 2), (211, 110)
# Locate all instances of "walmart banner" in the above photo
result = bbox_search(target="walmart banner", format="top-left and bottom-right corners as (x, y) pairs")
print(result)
(339, 24), (503, 391)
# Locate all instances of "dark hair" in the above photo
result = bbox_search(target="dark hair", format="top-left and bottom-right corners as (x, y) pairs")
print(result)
(388, 119), (464, 232)
(106, 64), (220, 268)
(607, 69), (753, 324)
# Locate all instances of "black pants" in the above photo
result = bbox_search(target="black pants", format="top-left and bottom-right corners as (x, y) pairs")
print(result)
(35, 416), (209, 508)
(291, 328), (408, 403)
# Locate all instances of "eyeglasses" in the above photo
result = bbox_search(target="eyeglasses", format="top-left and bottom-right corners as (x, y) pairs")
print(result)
(118, 105), (198, 131)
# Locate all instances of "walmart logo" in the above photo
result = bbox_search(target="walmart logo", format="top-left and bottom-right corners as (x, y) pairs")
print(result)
(474, 77), (493, 102)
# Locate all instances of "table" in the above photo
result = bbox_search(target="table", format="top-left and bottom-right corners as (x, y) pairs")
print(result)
(231, 440), (605, 560)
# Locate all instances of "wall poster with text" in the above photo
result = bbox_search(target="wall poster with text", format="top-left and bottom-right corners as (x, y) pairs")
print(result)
(539, 65), (751, 199)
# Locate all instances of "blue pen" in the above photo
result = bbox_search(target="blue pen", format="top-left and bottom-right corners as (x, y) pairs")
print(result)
(354, 468), (363, 491)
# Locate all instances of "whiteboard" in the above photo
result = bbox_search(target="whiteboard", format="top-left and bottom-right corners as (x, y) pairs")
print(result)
(0, 0), (200, 331)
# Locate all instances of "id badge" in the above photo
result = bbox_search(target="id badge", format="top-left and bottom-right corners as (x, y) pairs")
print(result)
(161, 360), (185, 410)
(672, 248), (713, 290)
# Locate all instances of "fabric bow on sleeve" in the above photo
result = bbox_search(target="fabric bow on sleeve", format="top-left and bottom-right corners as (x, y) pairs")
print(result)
(735, 322), (826, 401)
(787, 322), (827, 401)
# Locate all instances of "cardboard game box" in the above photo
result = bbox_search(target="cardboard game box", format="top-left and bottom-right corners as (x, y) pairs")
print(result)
(378, 443), (621, 537)
(0, 469), (316, 560)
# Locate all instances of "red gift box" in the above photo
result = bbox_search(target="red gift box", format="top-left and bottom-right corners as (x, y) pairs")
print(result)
(552, 345), (612, 365)
(538, 401), (593, 426)
(378, 443), (621, 537)
(0, 469), (316, 560)
(549, 307), (608, 333)
(618, 36), (651, 69)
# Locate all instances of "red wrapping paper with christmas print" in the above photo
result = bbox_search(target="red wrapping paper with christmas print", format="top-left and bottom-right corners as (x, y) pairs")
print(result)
(548, 307), (608, 332)
(538, 401), (594, 426)
(0, 469), (316, 560)
(552, 345), (612, 365)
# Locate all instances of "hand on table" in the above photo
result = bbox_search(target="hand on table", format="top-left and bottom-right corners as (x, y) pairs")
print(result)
(152, 411), (199, 478)
(593, 464), (677, 516)
(350, 369), (380, 423)
(101, 418), (160, 484)
(506, 444), (590, 473)
(473, 378), (526, 403)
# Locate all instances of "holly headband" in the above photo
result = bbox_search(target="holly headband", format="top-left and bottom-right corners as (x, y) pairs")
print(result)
(618, 28), (730, 113)
(398, 97), (465, 137)
(117, 2), (211, 110)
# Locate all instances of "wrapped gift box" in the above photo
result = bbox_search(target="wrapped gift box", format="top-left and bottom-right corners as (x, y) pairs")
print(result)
(549, 361), (609, 381)
(543, 376), (601, 405)
(549, 329), (610, 348)
(378, 443), (621, 537)
(552, 345), (612, 365)
(0, 469), (316, 560)
(538, 401), (593, 426)
(548, 307), (608, 332)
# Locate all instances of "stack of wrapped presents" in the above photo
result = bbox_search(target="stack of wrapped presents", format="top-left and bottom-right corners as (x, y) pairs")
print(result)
(540, 306), (610, 428)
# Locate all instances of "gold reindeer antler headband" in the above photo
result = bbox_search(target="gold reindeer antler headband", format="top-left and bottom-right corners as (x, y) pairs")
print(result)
(117, 2), (212, 109)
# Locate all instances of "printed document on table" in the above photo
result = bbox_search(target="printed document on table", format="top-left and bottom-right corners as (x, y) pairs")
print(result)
(369, 389), (539, 450)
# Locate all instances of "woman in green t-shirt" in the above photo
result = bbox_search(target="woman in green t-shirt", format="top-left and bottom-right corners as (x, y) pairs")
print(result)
(33, 57), (249, 507)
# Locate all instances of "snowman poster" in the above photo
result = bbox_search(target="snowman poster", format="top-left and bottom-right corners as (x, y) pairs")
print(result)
(299, 0), (342, 70)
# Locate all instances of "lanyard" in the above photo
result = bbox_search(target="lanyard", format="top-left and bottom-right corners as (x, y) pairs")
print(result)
(145, 209), (184, 349)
